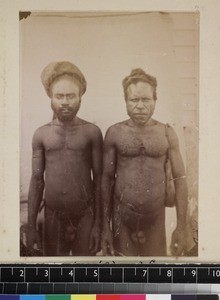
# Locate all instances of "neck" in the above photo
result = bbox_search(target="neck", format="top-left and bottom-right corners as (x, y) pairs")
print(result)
(129, 117), (155, 128)
(53, 116), (78, 126)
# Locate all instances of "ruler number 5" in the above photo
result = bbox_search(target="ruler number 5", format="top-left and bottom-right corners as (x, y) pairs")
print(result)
(94, 269), (98, 277)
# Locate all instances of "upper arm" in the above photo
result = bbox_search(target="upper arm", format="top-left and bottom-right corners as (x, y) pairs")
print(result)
(31, 128), (45, 180)
(102, 126), (117, 179)
(166, 126), (186, 178)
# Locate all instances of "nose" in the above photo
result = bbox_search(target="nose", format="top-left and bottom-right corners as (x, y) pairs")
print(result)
(136, 99), (144, 109)
(61, 96), (69, 106)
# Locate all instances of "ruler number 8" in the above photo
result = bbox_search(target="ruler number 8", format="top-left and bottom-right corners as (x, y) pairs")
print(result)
(167, 270), (172, 277)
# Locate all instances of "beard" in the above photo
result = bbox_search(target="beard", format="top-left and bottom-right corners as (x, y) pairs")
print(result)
(51, 103), (80, 122)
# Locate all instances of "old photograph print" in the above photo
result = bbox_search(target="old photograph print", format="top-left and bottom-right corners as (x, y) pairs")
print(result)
(20, 12), (199, 257)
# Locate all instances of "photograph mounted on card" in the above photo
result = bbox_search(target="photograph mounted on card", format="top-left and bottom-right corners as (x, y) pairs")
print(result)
(19, 11), (199, 258)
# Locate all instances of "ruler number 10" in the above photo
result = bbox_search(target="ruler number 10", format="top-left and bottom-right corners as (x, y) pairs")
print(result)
(213, 270), (220, 277)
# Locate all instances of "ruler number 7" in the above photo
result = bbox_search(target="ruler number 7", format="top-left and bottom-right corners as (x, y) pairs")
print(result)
(142, 270), (147, 277)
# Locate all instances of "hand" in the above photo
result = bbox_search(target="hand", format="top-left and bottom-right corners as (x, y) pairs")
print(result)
(89, 223), (101, 254)
(26, 225), (41, 251)
(101, 225), (114, 256)
(170, 227), (186, 256)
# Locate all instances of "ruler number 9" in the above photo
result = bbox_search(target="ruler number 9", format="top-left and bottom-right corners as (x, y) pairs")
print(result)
(191, 269), (196, 277)
(167, 269), (172, 277)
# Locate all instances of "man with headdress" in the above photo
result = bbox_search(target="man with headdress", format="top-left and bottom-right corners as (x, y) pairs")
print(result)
(27, 61), (102, 256)
(101, 69), (188, 256)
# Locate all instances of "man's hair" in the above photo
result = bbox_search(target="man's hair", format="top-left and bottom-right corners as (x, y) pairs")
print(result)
(122, 68), (157, 100)
(41, 61), (87, 97)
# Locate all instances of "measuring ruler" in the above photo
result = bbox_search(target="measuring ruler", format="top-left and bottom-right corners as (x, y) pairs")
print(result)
(1, 264), (220, 294)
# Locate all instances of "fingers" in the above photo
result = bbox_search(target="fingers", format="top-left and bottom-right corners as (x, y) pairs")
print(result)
(170, 241), (184, 256)
(102, 238), (114, 256)
(89, 236), (99, 254)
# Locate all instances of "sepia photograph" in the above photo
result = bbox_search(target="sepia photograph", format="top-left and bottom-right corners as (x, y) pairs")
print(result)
(19, 11), (199, 257)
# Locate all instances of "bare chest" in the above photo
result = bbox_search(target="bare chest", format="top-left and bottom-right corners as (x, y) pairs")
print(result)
(117, 129), (168, 158)
(43, 127), (90, 152)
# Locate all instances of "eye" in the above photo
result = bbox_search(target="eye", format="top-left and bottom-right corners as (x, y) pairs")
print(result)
(142, 98), (151, 102)
(130, 98), (139, 102)
(56, 94), (63, 100)
(67, 94), (76, 100)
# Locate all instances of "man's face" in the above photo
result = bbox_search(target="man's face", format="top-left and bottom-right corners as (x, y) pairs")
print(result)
(50, 76), (81, 122)
(126, 81), (156, 126)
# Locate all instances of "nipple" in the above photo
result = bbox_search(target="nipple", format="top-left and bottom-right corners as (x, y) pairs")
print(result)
(139, 145), (146, 155)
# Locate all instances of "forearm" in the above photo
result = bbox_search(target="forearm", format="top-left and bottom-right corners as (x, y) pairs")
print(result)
(101, 174), (115, 229)
(175, 178), (188, 229)
(28, 176), (44, 228)
(93, 178), (101, 226)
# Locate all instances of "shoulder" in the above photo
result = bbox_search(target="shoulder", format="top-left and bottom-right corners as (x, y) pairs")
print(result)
(78, 118), (103, 139)
(105, 120), (129, 136)
(32, 123), (51, 142)
(165, 124), (180, 149)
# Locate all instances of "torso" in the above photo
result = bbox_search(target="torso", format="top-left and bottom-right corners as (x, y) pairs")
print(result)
(39, 119), (96, 214)
(113, 119), (168, 215)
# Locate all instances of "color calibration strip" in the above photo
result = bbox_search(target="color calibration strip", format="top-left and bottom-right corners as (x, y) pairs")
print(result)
(0, 295), (219, 300)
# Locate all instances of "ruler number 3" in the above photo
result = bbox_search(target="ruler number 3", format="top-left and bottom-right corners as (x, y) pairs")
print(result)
(44, 270), (49, 277)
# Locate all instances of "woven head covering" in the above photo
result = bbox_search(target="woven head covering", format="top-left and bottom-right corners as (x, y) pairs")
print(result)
(41, 61), (87, 97)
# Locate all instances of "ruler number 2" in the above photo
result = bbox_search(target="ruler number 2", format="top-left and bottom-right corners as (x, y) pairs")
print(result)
(19, 269), (24, 277)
